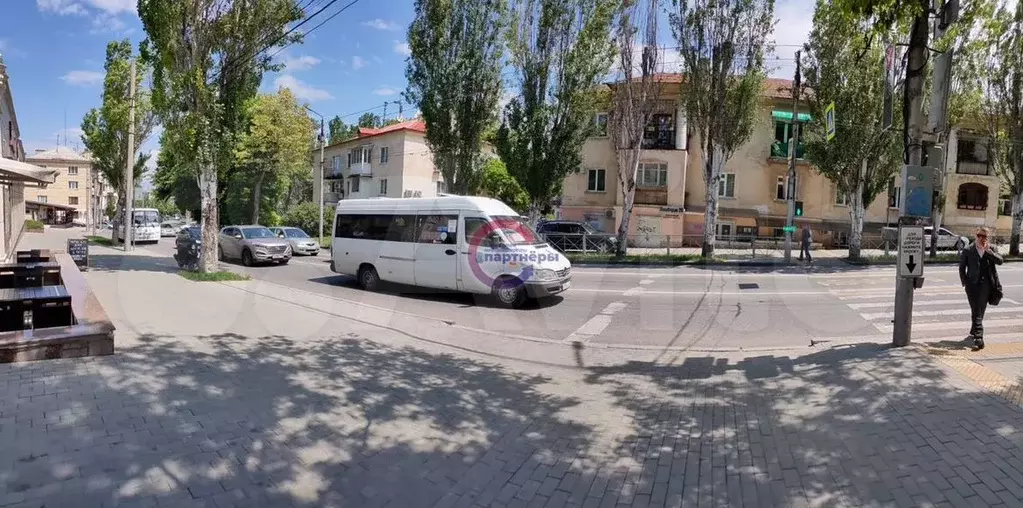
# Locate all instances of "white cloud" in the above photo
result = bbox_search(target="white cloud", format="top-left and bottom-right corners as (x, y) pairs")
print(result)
(37, 0), (86, 15)
(60, 70), (104, 86)
(373, 87), (399, 96)
(362, 19), (399, 31)
(393, 41), (412, 57)
(280, 54), (321, 71)
(84, 0), (135, 15)
(352, 56), (367, 70)
(90, 12), (128, 35)
(274, 74), (334, 102)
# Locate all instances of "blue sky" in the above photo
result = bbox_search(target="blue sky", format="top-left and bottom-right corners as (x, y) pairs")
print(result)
(2, 0), (812, 185)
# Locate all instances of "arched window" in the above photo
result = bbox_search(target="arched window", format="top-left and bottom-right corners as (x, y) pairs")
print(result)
(957, 183), (989, 210)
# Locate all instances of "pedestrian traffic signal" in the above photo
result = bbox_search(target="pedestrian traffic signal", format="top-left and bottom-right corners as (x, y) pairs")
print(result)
(795, 200), (804, 217)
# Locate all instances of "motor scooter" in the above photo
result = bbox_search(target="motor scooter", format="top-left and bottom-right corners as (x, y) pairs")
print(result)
(173, 236), (201, 271)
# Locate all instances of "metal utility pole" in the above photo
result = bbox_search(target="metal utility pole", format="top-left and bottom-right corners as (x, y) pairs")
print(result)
(892, 11), (931, 347)
(784, 50), (802, 263)
(304, 105), (326, 245)
(926, 0), (959, 258)
(124, 57), (136, 252)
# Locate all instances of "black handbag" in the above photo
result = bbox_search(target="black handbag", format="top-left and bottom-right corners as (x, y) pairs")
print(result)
(989, 260), (1003, 306)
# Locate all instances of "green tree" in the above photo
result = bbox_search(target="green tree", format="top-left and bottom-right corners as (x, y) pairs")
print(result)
(140, 0), (303, 272)
(104, 200), (116, 220)
(80, 39), (158, 242)
(670, 0), (775, 258)
(478, 158), (529, 212)
(282, 201), (334, 236)
(496, 0), (618, 224)
(235, 89), (315, 224)
(982, 1), (1023, 254)
(328, 115), (357, 143)
(358, 112), (382, 129)
(802, 0), (902, 259)
(406, 0), (506, 194)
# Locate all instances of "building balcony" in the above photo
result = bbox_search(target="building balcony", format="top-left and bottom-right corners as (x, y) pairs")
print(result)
(956, 160), (992, 176)
(324, 169), (344, 179)
(635, 187), (668, 206)
(770, 141), (805, 159)
(350, 162), (372, 176)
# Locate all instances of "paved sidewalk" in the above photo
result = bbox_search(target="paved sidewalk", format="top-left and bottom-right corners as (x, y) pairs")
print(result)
(3, 247), (1023, 507)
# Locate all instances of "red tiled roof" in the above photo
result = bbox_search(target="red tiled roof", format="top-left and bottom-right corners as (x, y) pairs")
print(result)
(357, 118), (427, 138)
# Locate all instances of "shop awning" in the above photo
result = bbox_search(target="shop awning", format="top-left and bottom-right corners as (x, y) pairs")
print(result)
(25, 200), (77, 211)
(0, 158), (58, 186)
(771, 111), (812, 123)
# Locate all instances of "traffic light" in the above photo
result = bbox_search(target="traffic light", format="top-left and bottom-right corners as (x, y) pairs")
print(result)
(795, 200), (804, 217)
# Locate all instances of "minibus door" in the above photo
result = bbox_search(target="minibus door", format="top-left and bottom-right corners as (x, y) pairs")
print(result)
(412, 212), (460, 290)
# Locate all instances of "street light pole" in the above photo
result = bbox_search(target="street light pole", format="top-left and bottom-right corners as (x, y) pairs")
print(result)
(304, 106), (326, 245)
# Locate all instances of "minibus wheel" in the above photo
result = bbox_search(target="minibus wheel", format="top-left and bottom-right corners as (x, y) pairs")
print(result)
(358, 264), (380, 291)
(493, 276), (526, 308)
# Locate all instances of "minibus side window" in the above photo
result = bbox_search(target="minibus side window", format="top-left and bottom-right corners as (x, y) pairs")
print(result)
(415, 214), (458, 245)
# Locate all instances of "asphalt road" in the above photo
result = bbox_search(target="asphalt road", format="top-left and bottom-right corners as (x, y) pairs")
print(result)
(137, 237), (1023, 350)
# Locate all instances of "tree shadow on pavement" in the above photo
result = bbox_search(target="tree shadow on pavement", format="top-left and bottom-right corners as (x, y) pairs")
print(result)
(582, 342), (1023, 507)
(0, 332), (593, 507)
(87, 253), (183, 275)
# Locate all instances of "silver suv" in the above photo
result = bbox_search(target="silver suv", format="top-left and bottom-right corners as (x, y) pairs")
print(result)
(218, 225), (292, 266)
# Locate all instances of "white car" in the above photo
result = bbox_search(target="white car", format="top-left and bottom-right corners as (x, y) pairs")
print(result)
(924, 226), (969, 250)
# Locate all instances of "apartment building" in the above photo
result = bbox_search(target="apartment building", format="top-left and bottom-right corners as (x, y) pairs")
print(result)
(25, 146), (111, 226)
(312, 118), (445, 208)
(560, 76), (689, 247)
(562, 73), (1006, 247)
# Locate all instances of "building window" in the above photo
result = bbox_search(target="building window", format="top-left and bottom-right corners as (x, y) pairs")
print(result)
(957, 182), (988, 210)
(332, 155), (341, 173)
(437, 181), (447, 194)
(771, 121), (804, 159)
(1000, 195), (1012, 216)
(718, 173), (735, 198)
(68, 181), (78, 190)
(637, 162), (667, 188)
(379, 179), (388, 195)
(776, 176), (796, 200)
(68, 166), (78, 175)
(594, 113), (608, 137)
(888, 184), (901, 208)
(380, 146), (389, 163)
(350, 146), (371, 164)
(69, 196), (79, 205)
(643, 113), (676, 150)
(350, 177), (360, 193)
(587, 169), (606, 192)
(37, 195), (47, 203)
(835, 188), (849, 206)
(716, 222), (734, 239)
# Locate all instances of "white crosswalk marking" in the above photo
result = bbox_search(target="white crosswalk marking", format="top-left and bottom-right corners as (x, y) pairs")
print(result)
(816, 275), (1023, 342)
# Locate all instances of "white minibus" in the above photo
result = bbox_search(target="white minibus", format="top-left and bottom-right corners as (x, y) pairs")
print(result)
(330, 196), (571, 307)
(115, 208), (161, 244)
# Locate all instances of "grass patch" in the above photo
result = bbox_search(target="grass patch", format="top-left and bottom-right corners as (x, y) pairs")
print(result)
(177, 270), (250, 282)
(320, 237), (332, 249)
(566, 253), (727, 265)
(25, 219), (44, 232)
(85, 235), (113, 247)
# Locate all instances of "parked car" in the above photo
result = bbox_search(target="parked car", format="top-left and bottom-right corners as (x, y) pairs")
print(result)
(269, 227), (320, 256)
(218, 225), (292, 266)
(536, 220), (617, 253)
(160, 221), (182, 237)
(883, 226), (968, 251)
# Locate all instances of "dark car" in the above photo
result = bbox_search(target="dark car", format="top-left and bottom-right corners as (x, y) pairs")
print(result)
(174, 226), (201, 269)
(536, 220), (617, 253)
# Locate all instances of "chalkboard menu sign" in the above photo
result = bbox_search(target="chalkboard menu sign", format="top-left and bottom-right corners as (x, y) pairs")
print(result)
(67, 238), (89, 270)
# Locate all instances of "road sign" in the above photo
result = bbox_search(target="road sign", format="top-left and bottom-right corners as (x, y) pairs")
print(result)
(898, 226), (924, 277)
(825, 102), (836, 141)
(900, 165), (935, 218)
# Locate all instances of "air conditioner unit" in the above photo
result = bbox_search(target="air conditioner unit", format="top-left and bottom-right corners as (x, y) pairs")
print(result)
(604, 209), (614, 218)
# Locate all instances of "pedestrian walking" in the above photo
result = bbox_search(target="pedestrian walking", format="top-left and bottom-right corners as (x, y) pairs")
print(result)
(959, 227), (1003, 350)
(799, 224), (812, 264)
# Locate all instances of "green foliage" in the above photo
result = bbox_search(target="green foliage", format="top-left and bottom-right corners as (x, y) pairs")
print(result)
(86, 235), (113, 246)
(139, 0), (303, 271)
(328, 115), (358, 143)
(358, 112), (382, 128)
(406, 0), (507, 194)
(479, 158), (529, 212)
(282, 201), (334, 237)
(178, 270), (251, 282)
(80, 39), (158, 215)
(234, 88), (315, 224)
(802, 0), (902, 209)
(104, 200), (116, 220)
(25, 220), (44, 232)
(497, 0), (618, 220)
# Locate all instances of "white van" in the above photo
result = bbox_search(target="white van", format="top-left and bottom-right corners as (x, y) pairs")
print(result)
(114, 208), (161, 244)
(330, 196), (571, 307)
